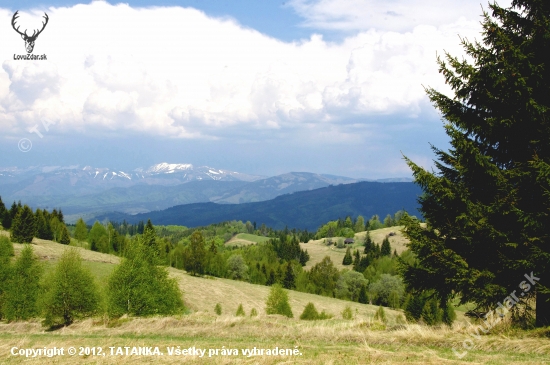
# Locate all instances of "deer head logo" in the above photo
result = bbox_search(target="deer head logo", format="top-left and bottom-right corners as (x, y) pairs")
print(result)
(12, 11), (49, 54)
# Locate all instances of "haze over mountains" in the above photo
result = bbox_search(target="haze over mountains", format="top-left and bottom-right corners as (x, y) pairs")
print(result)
(93, 181), (422, 230)
(0, 163), (416, 226)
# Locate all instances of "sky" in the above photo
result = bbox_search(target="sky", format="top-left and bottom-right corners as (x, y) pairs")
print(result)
(0, 0), (512, 178)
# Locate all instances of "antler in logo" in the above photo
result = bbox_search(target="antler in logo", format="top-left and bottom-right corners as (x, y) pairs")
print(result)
(12, 11), (49, 54)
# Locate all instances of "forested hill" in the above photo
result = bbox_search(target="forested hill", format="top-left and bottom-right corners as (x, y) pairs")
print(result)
(92, 181), (422, 230)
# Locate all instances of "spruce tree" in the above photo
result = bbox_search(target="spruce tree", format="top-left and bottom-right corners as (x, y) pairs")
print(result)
(358, 285), (369, 304)
(363, 230), (374, 254)
(35, 209), (53, 240)
(352, 250), (361, 267)
(1, 210), (11, 230)
(142, 219), (157, 250)
(0, 196), (6, 227)
(283, 262), (295, 289)
(235, 303), (245, 317)
(59, 225), (71, 245)
(300, 302), (320, 320)
(4, 202), (19, 230)
(299, 249), (309, 266)
(380, 236), (391, 256)
(402, 0), (550, 327)
(11, 205), (36, 244)
(342, 247), (353, 265)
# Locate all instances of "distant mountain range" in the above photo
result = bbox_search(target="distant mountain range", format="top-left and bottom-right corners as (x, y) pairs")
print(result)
(0, 163), (414, 224)
(92, 181), (422, 230)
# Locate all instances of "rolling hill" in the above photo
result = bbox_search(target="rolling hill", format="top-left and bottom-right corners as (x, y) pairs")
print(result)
(2, 231), (547, 364)
(91, 181), (422, 230)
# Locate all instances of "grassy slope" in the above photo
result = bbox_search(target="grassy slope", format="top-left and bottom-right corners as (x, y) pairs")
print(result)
(300, 226), (409, 271)
(225, 233), (271, 247)
(1, 231), (549, 364)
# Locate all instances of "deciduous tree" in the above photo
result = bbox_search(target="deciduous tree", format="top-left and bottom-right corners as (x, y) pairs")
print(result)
(74, 218), (88, 244)
(184, 230), (206, 276)
(41, 249), (100, 327)
(265, 284), (293, 318)
(3, 245), (42, 321)
(107, 243), (184, 317)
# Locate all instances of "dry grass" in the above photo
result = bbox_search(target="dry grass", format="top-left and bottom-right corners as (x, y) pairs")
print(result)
(225, 233), (270, 247)
(300, 226), (412, 270)
(300, 238), (348, 270)
(4, 231), (119, 265)
(171, 269), (400, 322)
(355, 226), (410, 255)
(1, 230), (549, 364)
(1, 315), (548, 364)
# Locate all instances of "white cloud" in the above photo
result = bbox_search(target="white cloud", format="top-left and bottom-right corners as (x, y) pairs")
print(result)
(287, 0), (513, 32)
(0, 1), (489, 140)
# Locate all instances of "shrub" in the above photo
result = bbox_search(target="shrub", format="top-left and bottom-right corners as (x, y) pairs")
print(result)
(403, 293), (425, 322)
(250, 308), (258, 317)
(300, 302), (320, 320)
(421, 298), (443, 325)
(236, 303), (245, 317)
(388, 290), (401, 309)
(265, 284), (293, 318)
(41, 249), (100, 327)
(374, 305), (387, 323)
(215, 303), (222, 315)
(396, 314), (406, 324)
(0, 236), (14, 258)
(403, 291), (455, 326)
(442, 301), (456, 326)
(318, 310), (333, 320)
(336, 270), (368, 301)
(226, 254), (249, 281)
(369, 274), (405, 307)
(342, 305), (353, 320)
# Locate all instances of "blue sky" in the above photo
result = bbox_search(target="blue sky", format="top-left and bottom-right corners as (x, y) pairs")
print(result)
(0, 0), (511, 178)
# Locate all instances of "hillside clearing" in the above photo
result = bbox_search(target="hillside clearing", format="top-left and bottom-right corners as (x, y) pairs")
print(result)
(1, 231), (548, 364)
(225, 233), (270, 247)
(300, 226), (409, 271)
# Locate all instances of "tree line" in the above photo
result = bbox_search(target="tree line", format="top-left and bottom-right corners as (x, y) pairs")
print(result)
(314, 210), (409, 239)
(0, 198), (71, 245)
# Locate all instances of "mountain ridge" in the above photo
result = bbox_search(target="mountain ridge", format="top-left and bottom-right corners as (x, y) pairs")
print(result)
(90, 181), (422, 230)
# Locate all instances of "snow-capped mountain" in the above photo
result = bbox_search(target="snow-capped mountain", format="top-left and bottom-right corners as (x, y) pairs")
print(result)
(0, 163), (412, 222)
(0, 163), (265, 199)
